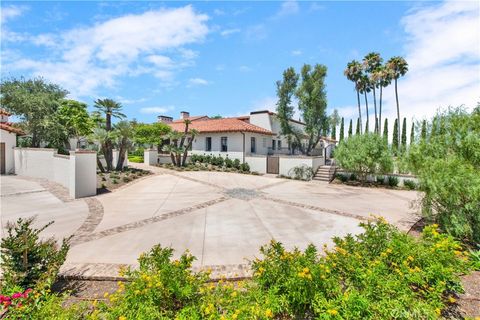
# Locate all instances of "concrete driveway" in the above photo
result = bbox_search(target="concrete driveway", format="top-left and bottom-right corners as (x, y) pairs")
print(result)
(1, 168), (419, 279)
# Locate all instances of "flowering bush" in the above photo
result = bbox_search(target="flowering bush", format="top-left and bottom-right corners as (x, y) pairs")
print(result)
(0, 217), (70, 291)
(2, 220), (472, 319)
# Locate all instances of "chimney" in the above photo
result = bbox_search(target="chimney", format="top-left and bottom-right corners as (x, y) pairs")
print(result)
(180, 111), (190, 119)
(157, 115), (173, 123)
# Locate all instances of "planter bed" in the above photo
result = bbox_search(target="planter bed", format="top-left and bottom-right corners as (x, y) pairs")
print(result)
(97, 167), (152, 193)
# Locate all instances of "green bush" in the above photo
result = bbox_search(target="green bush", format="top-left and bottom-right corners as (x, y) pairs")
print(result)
(408, 107), (480, 244)
(336, 173), (349, 182)
(387, 176), (399, 187)
(224, 157), (234, 168)
(112, 179), (118, 184)
(239, 162), (250, 172)
(233, 158), (241, 170)
(289, 165), (314, 180)
(127, 155), (144, 163)
(122, 176), (132, 183)
(376, 175), (385, 184)
(403, 179), (417, 190)
(9, 220), (471, 319)
(335, 133), (393, 182)
(0, 218), (70, 291)
(349, 173), (357, 181)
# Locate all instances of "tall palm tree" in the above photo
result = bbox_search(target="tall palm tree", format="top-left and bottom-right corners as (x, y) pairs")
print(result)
(372, 65), (392, 135)
(94, 98), (126, 171)
(358, 75), (371, 132)
(386, 56), (408, 147)
(363, 52), (383, 134)
(344, 60), (363, 134)
(89, 128), (114, 173)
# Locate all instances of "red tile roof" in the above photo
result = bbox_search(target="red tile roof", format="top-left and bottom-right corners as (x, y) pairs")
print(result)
(168, 118), (274, 135)
(0, 123), (24, 135)
(172, 115), (209, 123)
(0, 109), (11, 116)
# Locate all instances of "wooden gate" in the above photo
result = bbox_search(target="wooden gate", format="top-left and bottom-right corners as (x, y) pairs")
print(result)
(0, 143), (5, 174)
(266, 156), (279, 174)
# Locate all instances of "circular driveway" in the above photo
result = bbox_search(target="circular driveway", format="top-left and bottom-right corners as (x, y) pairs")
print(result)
(1, 166), (419, 279)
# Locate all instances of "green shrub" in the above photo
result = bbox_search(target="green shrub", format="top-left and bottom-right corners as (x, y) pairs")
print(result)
(289, 165), (314, 180)
(112, 179), (118, 184)
(101, 183), (106, 189)
(0, 218), (70, 291)
(336, 173), (349, 183)
(403, 179), (417, 190)
(376, 175), (385, 184)
(233, 159), (241, 170)
(122, 176), (131, 183)
(224, 157), (234, 168)
(349, 173), (357, 181)
(335, 133), (393, 182)
(407, 107), (480, 244)
(127, 155), (144, 163)
(387, 176), (399, 187)
(239, 162), (250, 172)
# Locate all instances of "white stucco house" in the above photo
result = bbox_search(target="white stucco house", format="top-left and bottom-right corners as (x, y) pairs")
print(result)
(0, 109), (24, 174)
(152, 111), (336, 174)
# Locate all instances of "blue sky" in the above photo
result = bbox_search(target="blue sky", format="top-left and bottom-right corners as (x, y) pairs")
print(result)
(1, 1), (479, 128)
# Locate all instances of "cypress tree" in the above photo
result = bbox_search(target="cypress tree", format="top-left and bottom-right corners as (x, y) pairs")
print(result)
(430, 116), (438, 138)
(421, 120), (427, 140)
(348, 119), (353, 137)
(331, 123), (337, 141)
(401, 117), (407, 151)
(339, 117), (344, 142)
(383, 118), (388, 145)
(365, 119), (369, 133)
(410, 122), (415, 145)
(392, 118), (399, 155)
(356, 118), (360, 135)
(374, 118), (379, 135)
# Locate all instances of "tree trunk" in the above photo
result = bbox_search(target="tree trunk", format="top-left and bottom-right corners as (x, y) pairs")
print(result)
(170, 152), (176, 166)
(372, 87), (378, 134)
(182, 138), (194, 166)
(97, 156), (106, 173)
(379, 86), (383, 135)
(356, 89), (362, 134)
(395, 78), (401, 147)
(115, 141), (126, 171)
(105, 113), (113, 170)
(364, 92), (369, 132)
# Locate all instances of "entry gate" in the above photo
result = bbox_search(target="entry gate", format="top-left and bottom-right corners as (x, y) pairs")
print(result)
(266, 156), (279, 174)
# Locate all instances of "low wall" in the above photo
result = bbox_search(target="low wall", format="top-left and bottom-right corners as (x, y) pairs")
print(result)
(279, 156), (324, 176)
(245, 156), (267, 173)
(337, 170), (419, 186)
(14, 148), (97, 198)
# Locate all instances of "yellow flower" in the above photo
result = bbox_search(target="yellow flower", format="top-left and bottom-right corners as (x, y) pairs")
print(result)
(386, 248), (392, 254)
(231, 291), (238, 298)
(407, 255), (414, 262)
(435, 308), (441, 315)
(303, 267), (310, 273)
(119, 316), (127, 320)
(103, 292), (109, 298)
(448, 296), (456, 303)
(327, 309), (338, 316)
(265, 309), (274, 318)
(134, 290), (141, 295)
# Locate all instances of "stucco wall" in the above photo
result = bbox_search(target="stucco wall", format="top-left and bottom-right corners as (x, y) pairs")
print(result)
(245, 155), (267, 173)
(279, 156), (324, 176)
(1, 129), (17, 174)
(13, 148), (96, 198)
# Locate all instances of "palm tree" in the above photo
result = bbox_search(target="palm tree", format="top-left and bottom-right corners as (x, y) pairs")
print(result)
(113, 121), (133, 171)
(344, 60), (364, 134)
(90, 128), (114, 173)
(358, 75), (371, 132)
(372, 65), (392, 135)
(363, 52), (383, 134)
(162, 120), (197, 167)
(386, 56), (408, 147)
(94, 98), (126, 171)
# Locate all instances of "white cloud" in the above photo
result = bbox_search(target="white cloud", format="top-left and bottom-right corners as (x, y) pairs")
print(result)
(3, 6), (209, 97)
(213, 9), (225, 16)
(188, 77), (209, 86)
(140, 106), (174, 114)
(291, 50), (302, 56)
(239, 65), (253, 72)
(273, 0), (299, 19)
(381, 1), (480, 123)
(245, 24), (267, 41)
(1, 5), (27, 23)
(220, 28), (241, 37)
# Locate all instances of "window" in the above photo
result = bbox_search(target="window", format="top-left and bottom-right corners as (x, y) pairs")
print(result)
(272, 140), (276, 150)
(278, 140), (282, 150)
(221, 137), (228, 152)
(205, 137), (212, 151)
(251, 137), (256, 153)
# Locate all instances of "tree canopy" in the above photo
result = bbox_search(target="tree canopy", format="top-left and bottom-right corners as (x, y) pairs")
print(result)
(276, 64), (328, 155)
